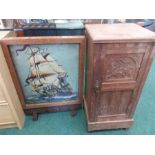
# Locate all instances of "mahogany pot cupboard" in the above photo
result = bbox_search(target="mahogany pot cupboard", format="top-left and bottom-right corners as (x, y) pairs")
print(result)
(84, 24), (155, 131)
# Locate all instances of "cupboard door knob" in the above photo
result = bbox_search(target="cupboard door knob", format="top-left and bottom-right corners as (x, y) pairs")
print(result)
(94, 80), (101, 93)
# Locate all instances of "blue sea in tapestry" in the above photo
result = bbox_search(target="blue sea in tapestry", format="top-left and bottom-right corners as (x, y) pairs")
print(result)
(9, 44), (79, 103)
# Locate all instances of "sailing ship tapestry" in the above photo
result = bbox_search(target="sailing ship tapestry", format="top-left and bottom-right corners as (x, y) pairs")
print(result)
(9, 44), (79, 104)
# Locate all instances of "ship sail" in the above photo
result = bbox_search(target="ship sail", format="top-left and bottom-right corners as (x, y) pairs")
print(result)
(29, 53), (47, 67)
(45, 55), (66, 75)
(30, 63), (58, 77)
(30, 53), (66, 76)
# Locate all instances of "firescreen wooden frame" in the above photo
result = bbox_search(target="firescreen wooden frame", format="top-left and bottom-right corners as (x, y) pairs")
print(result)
(1, 36), (85, 118)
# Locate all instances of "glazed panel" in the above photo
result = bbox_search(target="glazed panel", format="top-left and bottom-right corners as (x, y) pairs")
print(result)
(9, 44), (79, 104)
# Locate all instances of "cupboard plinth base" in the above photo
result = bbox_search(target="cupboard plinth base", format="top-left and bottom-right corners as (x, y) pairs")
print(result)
(87, 119), (134, 132)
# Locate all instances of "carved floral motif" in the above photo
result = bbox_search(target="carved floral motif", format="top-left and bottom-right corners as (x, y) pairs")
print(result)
(105, 55), (141, 80)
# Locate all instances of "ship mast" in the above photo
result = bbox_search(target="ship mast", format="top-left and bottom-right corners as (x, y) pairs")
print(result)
(29, 46), (43, 86)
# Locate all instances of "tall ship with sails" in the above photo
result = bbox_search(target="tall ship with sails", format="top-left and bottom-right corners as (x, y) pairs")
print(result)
(16, 45), (76, 103)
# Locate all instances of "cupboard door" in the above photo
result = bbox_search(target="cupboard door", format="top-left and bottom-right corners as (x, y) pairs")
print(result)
(93, 43), (152, 121)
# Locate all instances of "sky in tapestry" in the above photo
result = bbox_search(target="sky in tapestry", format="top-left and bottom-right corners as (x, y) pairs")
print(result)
(9, 44), (79, 99)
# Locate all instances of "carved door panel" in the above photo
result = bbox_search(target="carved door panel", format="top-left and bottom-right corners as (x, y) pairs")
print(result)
(93, 43), (152, 121)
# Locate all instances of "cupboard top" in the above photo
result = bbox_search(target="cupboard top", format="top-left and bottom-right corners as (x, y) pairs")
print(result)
(85, 23), (155, 43)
